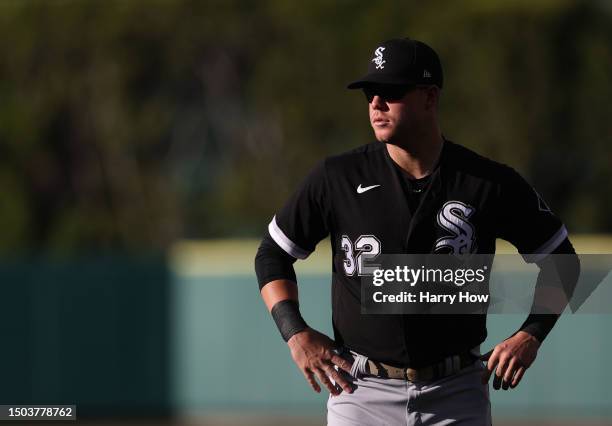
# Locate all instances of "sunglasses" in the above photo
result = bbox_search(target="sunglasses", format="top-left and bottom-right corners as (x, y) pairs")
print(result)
(363, 84), (428, 103)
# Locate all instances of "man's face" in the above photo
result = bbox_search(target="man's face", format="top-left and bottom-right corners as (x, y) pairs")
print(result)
(365, 84), (437, 143)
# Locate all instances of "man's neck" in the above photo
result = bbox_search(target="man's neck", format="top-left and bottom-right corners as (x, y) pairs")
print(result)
(385, 133), (444, 180)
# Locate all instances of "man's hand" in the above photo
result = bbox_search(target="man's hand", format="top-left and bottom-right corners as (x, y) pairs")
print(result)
(482, 331), (541, 390)
(287, 327), (354, 395)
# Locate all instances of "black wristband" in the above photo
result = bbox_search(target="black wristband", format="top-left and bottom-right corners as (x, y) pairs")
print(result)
(271, 299), (308, 342)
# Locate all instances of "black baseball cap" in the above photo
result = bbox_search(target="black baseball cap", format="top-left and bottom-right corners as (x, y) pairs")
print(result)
(347, 38), (443, 89)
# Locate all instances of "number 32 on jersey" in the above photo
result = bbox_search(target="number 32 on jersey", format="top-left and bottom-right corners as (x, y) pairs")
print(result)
(341, 235), (381, 276)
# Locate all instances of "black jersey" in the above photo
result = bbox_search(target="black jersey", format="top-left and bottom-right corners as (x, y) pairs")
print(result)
(266, 140), (567, 367)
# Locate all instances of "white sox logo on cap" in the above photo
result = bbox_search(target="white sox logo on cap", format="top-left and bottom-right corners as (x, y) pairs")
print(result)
(372, 47), (386, 69)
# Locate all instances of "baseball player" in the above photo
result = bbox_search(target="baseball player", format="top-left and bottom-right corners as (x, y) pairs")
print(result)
(255, 38), (579, 425)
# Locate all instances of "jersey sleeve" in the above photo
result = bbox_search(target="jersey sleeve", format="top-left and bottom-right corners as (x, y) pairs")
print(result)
(496, 167), (567, 263)
(267, 160), (331, 259)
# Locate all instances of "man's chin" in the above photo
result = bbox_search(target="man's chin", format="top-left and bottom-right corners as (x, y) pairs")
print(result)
(374, 132), (395, 144)
(374, 129), (394, 143)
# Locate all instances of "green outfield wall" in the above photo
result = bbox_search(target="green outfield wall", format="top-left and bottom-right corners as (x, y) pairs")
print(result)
(0, 255), (171, 417)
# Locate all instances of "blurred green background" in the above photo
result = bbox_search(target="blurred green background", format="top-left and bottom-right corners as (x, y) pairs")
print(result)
(0, 0), (611, 424)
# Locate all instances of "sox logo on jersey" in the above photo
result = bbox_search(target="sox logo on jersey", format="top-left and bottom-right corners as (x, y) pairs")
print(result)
(434, 201), (476, 256)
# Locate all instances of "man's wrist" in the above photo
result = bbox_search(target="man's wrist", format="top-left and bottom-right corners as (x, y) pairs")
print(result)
(271, 299), (309, 342)
(517, 313), (559, 344)
(515, 330), (541, 345)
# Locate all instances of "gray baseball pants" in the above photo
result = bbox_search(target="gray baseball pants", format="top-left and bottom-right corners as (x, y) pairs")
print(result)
(327, 351), (491, 426)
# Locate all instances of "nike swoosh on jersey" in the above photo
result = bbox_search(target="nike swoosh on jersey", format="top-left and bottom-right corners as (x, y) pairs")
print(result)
(357, 184), (381, 194)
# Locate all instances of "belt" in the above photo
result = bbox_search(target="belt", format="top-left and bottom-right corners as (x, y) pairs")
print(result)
(349, 350), (477, 382)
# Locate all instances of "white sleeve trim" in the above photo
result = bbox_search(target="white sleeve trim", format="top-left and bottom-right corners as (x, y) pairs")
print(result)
(268, 216), (311, 260)
(522, 225), (568, 263)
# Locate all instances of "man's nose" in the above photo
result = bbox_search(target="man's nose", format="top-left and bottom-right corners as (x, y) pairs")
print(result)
(370, 95), (386, 110)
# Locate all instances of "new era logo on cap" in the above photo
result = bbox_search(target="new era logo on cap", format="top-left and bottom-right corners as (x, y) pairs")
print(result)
(423, 69), (431, 78)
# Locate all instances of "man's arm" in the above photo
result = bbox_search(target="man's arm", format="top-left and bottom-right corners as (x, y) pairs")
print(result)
(255, 235), (353, 395)
(482, 237), (580, 390)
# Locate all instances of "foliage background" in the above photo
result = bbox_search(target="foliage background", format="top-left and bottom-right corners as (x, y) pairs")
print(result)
(0, 0), (610, 255)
